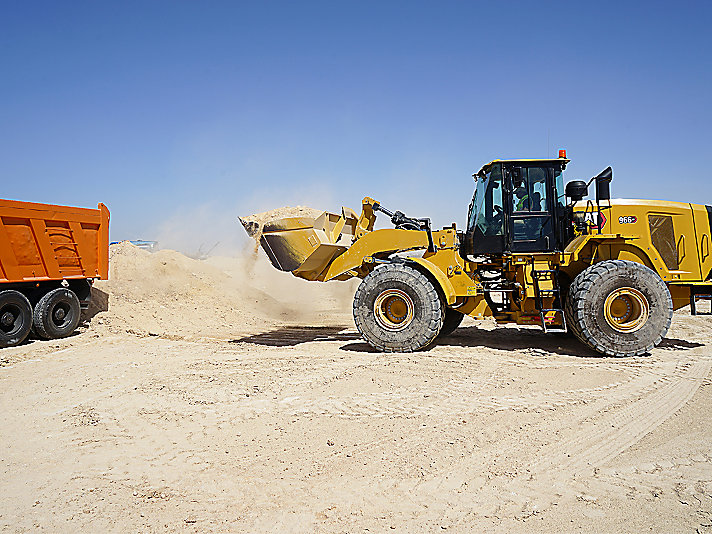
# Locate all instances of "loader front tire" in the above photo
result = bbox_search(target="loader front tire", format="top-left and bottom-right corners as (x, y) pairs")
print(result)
(565, 260), (672, 357)
(353, 263), (444, 352)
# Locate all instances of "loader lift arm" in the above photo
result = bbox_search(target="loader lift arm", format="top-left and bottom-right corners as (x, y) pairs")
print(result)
(367, 198), (435, 252)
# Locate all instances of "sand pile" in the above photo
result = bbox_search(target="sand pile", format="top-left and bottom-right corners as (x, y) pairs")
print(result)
(90, 242), (356, 341)
(240, 206), (323, 239)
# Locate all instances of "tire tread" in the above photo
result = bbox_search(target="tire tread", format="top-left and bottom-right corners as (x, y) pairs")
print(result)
(353, 264), (443, 352)
(564, 260), (673, 357)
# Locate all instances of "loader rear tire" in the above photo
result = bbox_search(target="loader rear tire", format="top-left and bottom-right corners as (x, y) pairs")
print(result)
(353, 263), (444, 352)
(438, 308), (464, 338)
(0, 290), (33, 348)
(33, 288), (81, 340)
(565, 260), (672, 357)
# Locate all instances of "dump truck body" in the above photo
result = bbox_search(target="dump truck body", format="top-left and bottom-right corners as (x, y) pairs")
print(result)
(0, 199), (110, 347)
(0, 199), (110, 285)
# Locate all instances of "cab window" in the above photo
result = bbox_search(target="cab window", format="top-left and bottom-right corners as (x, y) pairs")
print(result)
(467, 164), (504, 237)
(477, 164), (504, 237)
(554, 169), (565, 207)
(513, 167), (548, 213)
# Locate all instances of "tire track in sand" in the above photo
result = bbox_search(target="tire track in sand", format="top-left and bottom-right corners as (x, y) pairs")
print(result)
(437, 352), (712, 523)
(271, 355), (682, 420)
(529, 357), (711, 478)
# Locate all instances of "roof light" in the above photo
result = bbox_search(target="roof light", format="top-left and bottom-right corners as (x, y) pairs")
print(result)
(559, 149), (567, 159)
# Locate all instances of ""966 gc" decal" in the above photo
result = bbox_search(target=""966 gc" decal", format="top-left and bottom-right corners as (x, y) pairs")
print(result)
(619, 215), (638, 224)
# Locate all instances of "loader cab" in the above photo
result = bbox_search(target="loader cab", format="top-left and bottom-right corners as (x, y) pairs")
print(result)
(462, 157), (569, 258)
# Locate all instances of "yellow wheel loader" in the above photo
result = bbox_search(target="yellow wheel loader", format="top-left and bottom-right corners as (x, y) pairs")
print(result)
(243, 151), (712, 357)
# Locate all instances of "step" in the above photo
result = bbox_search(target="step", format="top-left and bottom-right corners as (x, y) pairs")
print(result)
(539, 309), (567, 334)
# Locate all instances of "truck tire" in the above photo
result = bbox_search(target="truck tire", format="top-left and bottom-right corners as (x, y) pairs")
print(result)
(353, 263), (444, 352)
(0, 290), (33, 348)
(438, 308), (464, 338)
(565, 260), (673, 357)
(33, 288), (81, 340)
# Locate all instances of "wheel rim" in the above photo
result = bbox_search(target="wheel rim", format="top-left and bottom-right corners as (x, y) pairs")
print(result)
(51, 302), (72, 328)
(603, 287), (649, 333)
(0, 304), (22, 335)
(374, 289), (414, 331)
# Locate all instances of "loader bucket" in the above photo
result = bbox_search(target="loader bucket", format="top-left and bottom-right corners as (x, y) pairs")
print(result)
(240, 208), (359, 281)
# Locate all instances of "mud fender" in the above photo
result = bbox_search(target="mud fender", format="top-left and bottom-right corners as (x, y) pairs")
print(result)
(406, 257), (457, 305)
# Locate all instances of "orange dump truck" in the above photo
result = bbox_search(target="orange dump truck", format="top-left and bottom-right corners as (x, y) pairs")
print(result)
(0, 199), (110, 347)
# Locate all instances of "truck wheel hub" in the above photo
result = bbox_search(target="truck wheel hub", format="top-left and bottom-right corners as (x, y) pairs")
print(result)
(53, 306), (67, 322)
(604, 287), (649, 333)
(1, 311), (15, 327)
(374, 289), (414, 332)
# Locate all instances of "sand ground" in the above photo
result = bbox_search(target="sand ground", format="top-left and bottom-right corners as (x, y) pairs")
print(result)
(1, 244), (711, 533)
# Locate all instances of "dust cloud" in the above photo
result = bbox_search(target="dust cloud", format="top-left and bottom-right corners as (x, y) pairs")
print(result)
(93, 200), (359, 341)
(93, 240), (357, 341)
(151, 204), (247, 259)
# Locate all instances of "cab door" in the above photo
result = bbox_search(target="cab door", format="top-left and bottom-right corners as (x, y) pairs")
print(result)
(506, 165), (557, 253)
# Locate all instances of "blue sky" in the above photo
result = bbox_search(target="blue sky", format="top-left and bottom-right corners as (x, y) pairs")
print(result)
(2, 1), (710, 252)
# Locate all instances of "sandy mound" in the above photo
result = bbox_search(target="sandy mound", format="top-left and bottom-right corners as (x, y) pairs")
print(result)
(90, 242), (356, 341)
(240, 206), (323, 238)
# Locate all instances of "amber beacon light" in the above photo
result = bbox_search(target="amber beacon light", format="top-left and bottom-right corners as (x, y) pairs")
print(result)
(559, 149), (567, 158)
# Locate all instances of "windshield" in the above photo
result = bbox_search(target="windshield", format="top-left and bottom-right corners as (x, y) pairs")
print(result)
(467, 164), (503, 237)
(468, 175), (487, 230)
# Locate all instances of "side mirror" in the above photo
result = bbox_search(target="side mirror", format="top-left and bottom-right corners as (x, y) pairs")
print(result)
(594, 166), (613, 201)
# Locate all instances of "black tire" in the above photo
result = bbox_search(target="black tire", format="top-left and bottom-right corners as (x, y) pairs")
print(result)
(565, 260), (673, 357)
(0, 290), (33, 348)
(438, 308), (464, 338)
(353, 263), (444, 352)
(33, 288), (81, 340)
